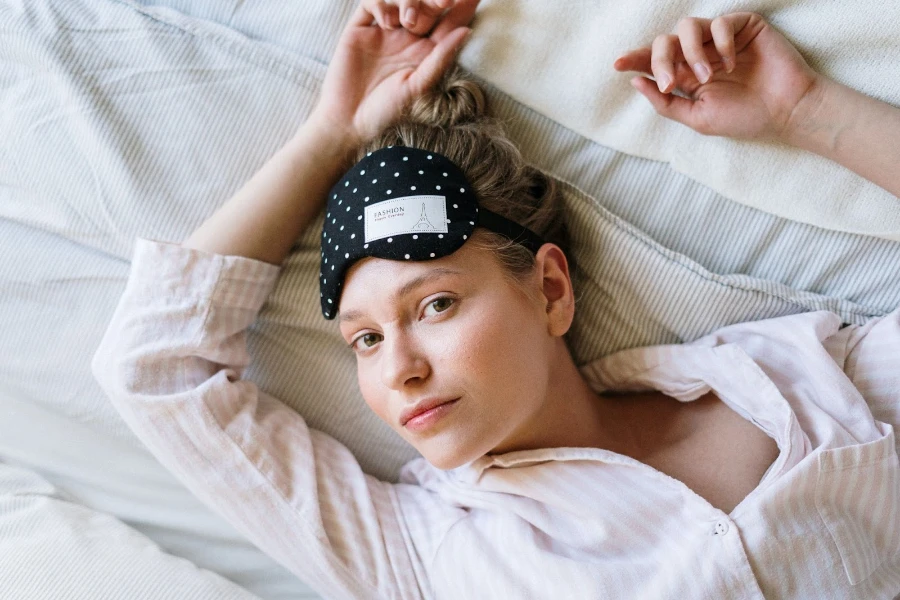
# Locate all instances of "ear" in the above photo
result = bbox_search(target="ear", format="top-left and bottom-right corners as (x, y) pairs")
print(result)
(534, 243), (574, 337)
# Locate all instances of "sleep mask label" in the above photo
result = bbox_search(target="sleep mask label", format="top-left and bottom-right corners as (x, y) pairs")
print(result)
(364, 195), (448, 243)
(319, 146), (545, 320)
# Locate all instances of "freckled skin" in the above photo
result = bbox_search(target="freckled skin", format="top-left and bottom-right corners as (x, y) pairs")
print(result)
(338, 235), (570, 470)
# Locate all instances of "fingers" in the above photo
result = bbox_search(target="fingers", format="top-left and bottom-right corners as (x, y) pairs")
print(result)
(358, 0), (473, 36)
(616, 13), (759, 91)
(629, 76), (711, 135)
(650, 34), (680, 93)
(396, 0), (454, 35)
(676, 17), (712, 84)
(710, 16), (735, 73)
(406, 26), (470, 95)
(357, 0), (400, 29)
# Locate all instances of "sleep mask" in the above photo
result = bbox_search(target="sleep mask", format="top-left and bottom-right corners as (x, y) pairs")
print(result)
(319, 146), (545, 319)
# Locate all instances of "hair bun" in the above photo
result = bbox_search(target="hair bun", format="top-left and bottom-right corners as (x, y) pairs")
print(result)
(406, 67), (487, 128)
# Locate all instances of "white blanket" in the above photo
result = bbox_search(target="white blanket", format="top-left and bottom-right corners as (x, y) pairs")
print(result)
(460, 0), (900, 240)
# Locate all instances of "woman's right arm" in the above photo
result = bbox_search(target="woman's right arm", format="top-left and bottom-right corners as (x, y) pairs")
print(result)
(93, 2), (478, 596)
(614, 12), (900, 197)
(183, 0), (475, 265)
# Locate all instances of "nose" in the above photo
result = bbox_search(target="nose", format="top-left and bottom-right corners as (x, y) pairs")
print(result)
(380, 332), (430, 390)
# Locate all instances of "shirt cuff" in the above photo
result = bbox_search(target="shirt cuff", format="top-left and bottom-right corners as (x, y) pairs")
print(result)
(130, 238), (282, 312)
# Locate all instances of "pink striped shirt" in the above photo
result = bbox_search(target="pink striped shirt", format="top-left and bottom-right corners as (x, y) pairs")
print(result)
(93, 239), (900, 599)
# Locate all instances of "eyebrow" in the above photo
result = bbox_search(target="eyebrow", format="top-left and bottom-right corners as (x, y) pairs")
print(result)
(339, 267), (463, 324)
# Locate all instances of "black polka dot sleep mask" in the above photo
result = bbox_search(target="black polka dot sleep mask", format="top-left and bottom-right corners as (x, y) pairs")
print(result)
(319, 146), (545, 320)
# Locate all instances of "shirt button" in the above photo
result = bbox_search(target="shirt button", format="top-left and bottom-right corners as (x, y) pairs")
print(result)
(714, 521), (730, 536)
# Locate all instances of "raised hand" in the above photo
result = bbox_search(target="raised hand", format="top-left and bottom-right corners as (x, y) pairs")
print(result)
(613, 13), (820, 142)
(310, 0), (478, 146)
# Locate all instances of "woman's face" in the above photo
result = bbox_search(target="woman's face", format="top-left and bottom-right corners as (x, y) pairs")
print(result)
(337, 237), (563, 470)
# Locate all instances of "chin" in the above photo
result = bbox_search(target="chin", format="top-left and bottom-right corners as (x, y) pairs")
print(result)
(421, 444), (481, 471)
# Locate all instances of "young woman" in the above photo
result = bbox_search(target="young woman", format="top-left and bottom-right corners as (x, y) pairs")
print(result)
(94, 1), (900, 598)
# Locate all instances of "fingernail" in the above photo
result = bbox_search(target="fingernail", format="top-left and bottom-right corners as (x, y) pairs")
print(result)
(722, 56), (733, 73)
(405, 7), (417, 26)
(693, 62), (710, 84)
(657, 74), (671, 92)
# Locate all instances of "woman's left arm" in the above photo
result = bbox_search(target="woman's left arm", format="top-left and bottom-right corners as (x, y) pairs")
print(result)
(614, 13), (900, 197)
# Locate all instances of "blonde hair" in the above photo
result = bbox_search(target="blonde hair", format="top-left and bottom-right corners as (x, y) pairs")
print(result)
(359, 67), (573, 283)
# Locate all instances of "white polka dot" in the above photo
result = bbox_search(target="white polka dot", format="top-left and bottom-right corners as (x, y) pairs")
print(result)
(430, 252), (435, 258)
(404, 254), (410, 259)
(412, 235), (418, 239)
(453, 204), (458, 208)
(463, 235), (468, 240)
(338, 199), (342, 205)
(340, 225), (344, 230)
(357, 215), (362, 220)
(460, 188), (465, 193)
(402, 156), (408, 161)
(436, 185), (441, 190)
(470, 221), (475, 225)
(364, 244), (369, 249)
(335, 245), (339, 250)
(418, 170), (424, 175)
(353, 188), (357, 193)
(327, 213), (330, 218)
(324, 258), (328, 263)
(366, 152), (371, 157)
(394, 172), (399, 177)
(372, 179), (377, 183)
(324, 279), (327, 283)
(320, 293), (323, 297)
(411, 186), (417, 190)
(446, 219), (451, 224)
(438, 234), (444, 239)
(328, 298), (332, 303)
(332, 218), (336, 224)
(351, 234), (356, 239)
(360, 169), (366, 174)
(345, 253), (349, 258)
(344, 181), (348, 187)
(380, 161), (385, 167)
(364, 196), (370, 202)
(387, 190), (392, 195)
(427, 155), (432, 159)
(387, 238), (393, 243)
(346, 206), (350, 211)
(328, 238), (331, 243)
(443, 172), (447, 177)
(331, 265), (334, 270)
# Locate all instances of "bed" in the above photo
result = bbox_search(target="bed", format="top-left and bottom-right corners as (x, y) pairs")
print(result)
(1, 1), (898, 599)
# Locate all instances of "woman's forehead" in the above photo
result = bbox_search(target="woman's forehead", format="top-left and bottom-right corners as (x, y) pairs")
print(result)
(338, 244), (496, 316)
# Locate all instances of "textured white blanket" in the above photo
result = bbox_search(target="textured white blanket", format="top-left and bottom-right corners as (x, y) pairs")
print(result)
(459, 0), (900, 239)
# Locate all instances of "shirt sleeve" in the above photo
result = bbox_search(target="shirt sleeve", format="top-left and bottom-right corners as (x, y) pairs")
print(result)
(825, 306), (900, 454)
(91, 239), (429, 600)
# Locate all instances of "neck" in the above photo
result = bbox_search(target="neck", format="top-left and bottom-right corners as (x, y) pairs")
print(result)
(490, 338), (631, 454)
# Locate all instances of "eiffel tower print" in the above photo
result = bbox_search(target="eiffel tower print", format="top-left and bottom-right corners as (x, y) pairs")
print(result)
(412, 202), (438, 231)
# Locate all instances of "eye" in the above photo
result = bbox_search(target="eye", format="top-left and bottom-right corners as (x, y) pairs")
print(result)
(423, 296), (455, 317)
(350, 332), (383, 352)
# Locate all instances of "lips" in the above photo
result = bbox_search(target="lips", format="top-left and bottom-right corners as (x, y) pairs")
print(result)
(400, 397), (459, 427)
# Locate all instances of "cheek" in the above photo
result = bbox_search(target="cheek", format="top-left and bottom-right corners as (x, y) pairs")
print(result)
(357, 364), (390, 423)
(447, 297), (547, 390)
